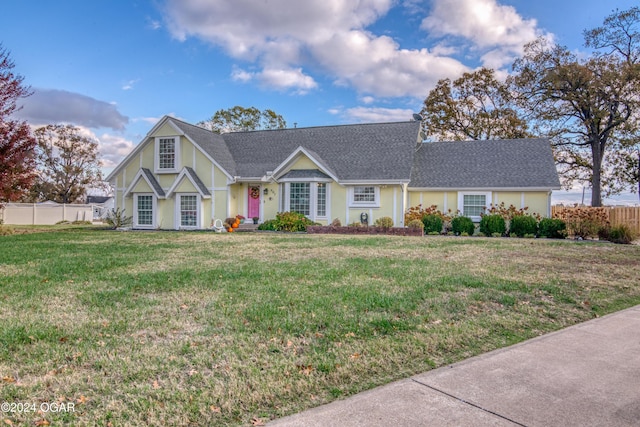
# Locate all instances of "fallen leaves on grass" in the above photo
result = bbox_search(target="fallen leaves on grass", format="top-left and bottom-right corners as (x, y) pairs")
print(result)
(251, 417), (265, 426)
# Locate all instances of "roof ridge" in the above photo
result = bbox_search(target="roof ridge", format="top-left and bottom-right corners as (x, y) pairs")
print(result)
(225, 120), (420, 134)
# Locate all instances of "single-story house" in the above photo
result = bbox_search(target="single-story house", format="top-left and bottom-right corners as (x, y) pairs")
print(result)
(106, 115), (560, 230)
(86, 195), (114, 219)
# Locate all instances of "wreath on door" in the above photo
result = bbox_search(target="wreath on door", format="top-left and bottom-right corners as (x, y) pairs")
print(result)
(250, 187), (260, 199)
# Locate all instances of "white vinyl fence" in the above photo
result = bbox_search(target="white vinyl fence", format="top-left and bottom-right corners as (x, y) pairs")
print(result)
(0, 203), (94, 225)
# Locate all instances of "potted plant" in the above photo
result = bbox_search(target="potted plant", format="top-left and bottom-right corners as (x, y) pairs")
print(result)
(236, 215), (245, 224)
(252, 216), (259, 224)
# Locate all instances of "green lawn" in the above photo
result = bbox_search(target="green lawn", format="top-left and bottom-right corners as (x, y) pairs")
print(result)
(1, 229), (639, 426)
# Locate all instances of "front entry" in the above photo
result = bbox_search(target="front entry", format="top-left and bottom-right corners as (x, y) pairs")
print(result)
(248, 186), (261, 221)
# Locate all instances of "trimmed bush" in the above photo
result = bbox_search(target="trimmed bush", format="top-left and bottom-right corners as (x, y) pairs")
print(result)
(374, 216), (394, 228)
(509, 215), (538, 237)
(479, 214), (506, 237)
(538, 218), (567, 239)
(422, 214), (443, 234)
(608, 225), (637, 244)
(451, 216), (475, 236)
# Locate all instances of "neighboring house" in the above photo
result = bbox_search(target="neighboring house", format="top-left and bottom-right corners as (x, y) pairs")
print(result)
(106, 116), (560, 230)
(86, 196), (115, 219)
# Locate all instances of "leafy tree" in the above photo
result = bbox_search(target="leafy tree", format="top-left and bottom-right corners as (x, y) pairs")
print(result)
(198, 105), (287, 133)
(0, 44), (37, 202)
(31, 124), (104, 203)
(420, 68), (530, 141)
(510, 7), (640, 206)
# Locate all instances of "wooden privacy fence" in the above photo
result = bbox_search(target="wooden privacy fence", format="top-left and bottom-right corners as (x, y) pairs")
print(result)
(551, 206), (640, 234)
(0, 203), (94, 225)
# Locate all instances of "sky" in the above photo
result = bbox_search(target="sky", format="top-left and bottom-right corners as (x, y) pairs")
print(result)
(2, 0), (638, 205)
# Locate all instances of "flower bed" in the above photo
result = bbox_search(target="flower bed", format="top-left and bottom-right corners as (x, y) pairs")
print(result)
(307, 226), (423, 236)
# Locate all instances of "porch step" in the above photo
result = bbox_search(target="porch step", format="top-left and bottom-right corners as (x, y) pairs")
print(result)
(236, 223), (259, 232)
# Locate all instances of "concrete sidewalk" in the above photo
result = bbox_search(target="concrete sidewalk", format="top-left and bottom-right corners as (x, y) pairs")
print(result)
(269, 305), (640, 426)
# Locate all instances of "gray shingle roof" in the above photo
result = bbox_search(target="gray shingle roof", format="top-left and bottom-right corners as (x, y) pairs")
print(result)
(140, 168), (166, 197)
(221, 121), (421, 181)
(410, 138), (561, 189)
(171, 119), (237, 176)
(184, 167), (211, 196)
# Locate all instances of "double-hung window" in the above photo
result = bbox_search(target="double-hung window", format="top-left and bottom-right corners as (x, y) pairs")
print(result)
(134, 194), (155, 228)
(316, 183), (326, 217)
(155, 136), (180, 173)
(458, 192), (491, 221)
(179, 195), (199, 228)
(349, 186), (380, 208)
(289, 183), (310, 216)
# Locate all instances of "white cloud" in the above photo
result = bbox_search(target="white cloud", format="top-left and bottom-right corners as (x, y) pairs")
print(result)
(122, 79), (140, 91)
(162, 0), (546, 97)
(360, 96), (375, 104)
(97, 133), (136, 168)
(14, 88), (129, 130)
(421, 0), (546, 68)
(342, 107), (416, 123)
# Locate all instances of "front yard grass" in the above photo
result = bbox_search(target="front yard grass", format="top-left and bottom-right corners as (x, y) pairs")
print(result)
(1, 230), (639, 426)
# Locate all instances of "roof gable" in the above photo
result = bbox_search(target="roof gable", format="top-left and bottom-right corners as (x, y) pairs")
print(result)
(166, 167), (212, 198)
(410, 138), (561, 189)
(124, 168), (166, 198)
(271, 146), (339, 182)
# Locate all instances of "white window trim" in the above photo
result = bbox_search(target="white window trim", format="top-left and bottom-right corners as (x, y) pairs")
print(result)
(154, 136), (181, 174)
(283, 182), (330, 222)
(133, 193), (156, 229)
(348, 186), (380, 208)
(457, 191), (492, 222)
(175, 193), (201, 230)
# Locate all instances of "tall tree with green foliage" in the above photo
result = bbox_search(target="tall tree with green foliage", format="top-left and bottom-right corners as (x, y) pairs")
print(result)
(510, 7), (640, 206)
(0, 44), (37, 202)
(31, 124), (104, 203)
(420, 67), (530, 141)
(198, 105), (287, 133)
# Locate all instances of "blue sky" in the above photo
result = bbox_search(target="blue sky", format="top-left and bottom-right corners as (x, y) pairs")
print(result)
(2, 0), (638, 204)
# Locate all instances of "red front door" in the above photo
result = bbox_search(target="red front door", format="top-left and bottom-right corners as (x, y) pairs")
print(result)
(248, 186), (261, 220)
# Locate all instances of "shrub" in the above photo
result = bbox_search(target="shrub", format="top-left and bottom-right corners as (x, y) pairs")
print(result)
(105, 208), (132, 229)
(374, 216), (394, 228)
(331, 218), (342, 227)
(274, 211), (316, 232)
(479, 214), (506, 237)
(422, 214), (443, 234)
(608, 225), (637, 244)
(553, 206), (609, 239)
(509, 215), (538, 237)
(451, 216), (475, 236)
(405, 204), (451, 224)
(597, 226), (611, 241)
(255, 212), (318, 232)
(257, 219), (279, 231)
(538, 218), (567, 239)
(407, 219), (424, 230)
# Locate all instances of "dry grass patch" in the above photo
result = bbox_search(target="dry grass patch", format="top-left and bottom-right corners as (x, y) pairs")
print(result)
(1, 230), (639, 426)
